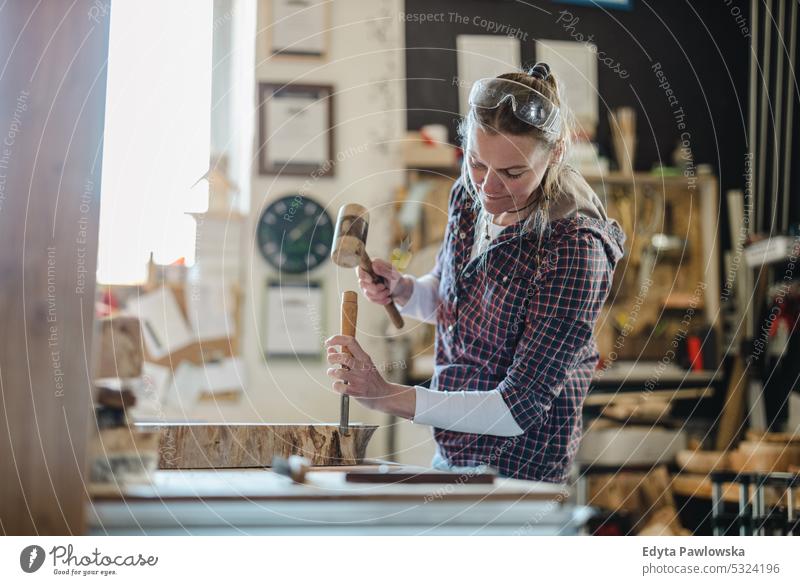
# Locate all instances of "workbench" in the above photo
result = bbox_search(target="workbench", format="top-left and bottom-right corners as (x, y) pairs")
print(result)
(87, 462), (593, 535)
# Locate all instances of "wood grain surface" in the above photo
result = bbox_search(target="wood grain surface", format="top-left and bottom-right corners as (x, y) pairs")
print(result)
(136, 423), (378, 468)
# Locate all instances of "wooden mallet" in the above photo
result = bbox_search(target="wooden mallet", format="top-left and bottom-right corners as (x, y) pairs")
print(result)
(330, 203), (405, 329)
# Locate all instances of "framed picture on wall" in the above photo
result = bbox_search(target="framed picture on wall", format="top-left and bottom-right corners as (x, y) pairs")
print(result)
(262, 280), (325, 359)
(265, 0), (330, 58)
(258, 82), (335, 176)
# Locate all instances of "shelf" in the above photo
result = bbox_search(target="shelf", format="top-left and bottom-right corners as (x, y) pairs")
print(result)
(401, 168), (721, 189)
(594, 361), (721, 385)
(583, 171), (717, 186)
(404, 164), (461, 177)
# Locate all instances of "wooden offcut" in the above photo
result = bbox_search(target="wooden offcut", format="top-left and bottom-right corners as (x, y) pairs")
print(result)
(95, 316), (144, 379)
(137, 423), (378, 468)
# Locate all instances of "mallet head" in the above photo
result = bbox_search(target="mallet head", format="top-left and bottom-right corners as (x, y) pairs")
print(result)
(331, 203), (370, 268)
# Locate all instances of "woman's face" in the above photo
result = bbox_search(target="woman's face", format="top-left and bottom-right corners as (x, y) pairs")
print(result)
(466, 126), (553, 217)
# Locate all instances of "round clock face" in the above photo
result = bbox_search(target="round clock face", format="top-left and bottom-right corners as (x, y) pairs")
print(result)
(257, 194), (334, 274)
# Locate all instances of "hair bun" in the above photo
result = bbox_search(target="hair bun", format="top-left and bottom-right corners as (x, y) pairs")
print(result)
(528, 62), (551, 80)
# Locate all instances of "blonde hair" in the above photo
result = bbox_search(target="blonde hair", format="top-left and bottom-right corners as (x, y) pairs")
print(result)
(457, 64), (576, 261)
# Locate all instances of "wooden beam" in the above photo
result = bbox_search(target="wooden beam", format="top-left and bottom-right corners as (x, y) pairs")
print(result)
(0, 1), (110, 535)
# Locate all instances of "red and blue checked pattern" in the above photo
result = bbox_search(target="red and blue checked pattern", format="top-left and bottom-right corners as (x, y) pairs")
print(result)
(428, 178), (626, 482)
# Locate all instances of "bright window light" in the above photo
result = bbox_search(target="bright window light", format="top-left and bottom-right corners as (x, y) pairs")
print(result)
(98, 0), (213, 285)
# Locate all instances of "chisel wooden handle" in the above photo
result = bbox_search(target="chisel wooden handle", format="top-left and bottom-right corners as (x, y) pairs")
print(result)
(340, 291), (358, 436)
(359, 251), (405, 329)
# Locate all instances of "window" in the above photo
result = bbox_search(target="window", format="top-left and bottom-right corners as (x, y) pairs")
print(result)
(98, 0), (213, 284)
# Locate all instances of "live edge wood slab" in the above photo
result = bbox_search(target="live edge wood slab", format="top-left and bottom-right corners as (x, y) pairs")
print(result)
(135, 423), (378, 469)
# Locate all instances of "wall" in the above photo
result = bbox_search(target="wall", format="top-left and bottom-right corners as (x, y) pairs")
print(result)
(203, 0), (437, 465)
(402, 0), (800, 242)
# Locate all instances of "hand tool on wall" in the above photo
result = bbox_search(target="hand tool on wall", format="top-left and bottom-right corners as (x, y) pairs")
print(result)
(331, 203), (405, 329)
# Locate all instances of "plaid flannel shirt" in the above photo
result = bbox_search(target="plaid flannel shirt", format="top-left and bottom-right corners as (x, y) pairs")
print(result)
(428, 177), (625, 482)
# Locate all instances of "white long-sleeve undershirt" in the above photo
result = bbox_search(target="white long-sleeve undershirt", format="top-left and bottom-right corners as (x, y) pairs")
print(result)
(413, 385), (523, 436)
(395, 219), (523, 437)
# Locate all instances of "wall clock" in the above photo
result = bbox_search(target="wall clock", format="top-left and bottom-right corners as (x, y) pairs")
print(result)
(256, 194), (334, 273)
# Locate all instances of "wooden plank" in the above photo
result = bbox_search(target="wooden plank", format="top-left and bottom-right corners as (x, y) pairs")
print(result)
(584, 386), (713, 406)
(671, 473), (800, 508)
(136, 422), (378, 468)
(0, 2), (109, 535)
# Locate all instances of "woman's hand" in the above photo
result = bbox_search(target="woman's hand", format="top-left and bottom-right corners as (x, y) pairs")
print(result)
(357, 259), (414, 307)
(324, 334), (415, 419)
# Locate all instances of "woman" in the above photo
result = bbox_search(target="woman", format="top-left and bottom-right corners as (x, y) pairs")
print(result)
(325, 63), (625, 483)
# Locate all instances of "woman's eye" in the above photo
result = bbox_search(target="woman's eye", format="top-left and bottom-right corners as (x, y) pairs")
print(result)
(505, 170), (525, 179)
(468, 160), (485, 170)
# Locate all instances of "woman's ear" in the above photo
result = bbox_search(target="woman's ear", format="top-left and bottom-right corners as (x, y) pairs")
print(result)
(550, 141), (565, 166)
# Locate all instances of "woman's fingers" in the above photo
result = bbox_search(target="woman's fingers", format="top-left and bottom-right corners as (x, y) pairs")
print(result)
(332, 380), (352, 396)
(357, 260), (403, 307)
(357, 267), (391, 301)
(324, 335), (388, 401)
(330, 376), (366, 397)
(326, 352), (356, 369)
(362, 281), (387, 295)
(365, 289), (392, 305)
(372, 258), (396, 279)
(356, 266), (372, 284)
(326, 367), (350, 380)
(324, 335), (370, 362)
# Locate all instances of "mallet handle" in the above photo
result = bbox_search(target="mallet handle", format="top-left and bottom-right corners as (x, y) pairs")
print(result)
(359, 251), (405, 329)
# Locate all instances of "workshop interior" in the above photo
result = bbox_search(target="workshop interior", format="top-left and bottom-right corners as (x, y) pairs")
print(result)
(2, 0), (800, 545)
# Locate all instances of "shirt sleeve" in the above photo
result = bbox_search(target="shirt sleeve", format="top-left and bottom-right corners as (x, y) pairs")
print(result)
(497, 230), (614, 432)
(412, 386), (524, 437)
(395, 274), (440, 324)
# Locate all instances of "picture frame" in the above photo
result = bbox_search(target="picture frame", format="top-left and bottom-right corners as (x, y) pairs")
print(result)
(257, 82), (335, 176)
(264, 0), (330, 59)
(262, 279), (325, 359)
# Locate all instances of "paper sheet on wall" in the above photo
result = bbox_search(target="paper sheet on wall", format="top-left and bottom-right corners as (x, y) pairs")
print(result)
(125, 286), (194, 360)
(265, 93), (328, 166)
(535, 40), (598, 137)
(160, 357), (246, 409)
(264, 283), (323, 357)
(186, 281), (237, 341)
(165, 361), (202, 408)
(456, 35), (521, 115)
(197, 357), (246, 395)
(270, 0), (326, 56)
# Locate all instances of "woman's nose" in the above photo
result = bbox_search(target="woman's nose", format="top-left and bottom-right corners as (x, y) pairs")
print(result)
(482, 169), (505, 195)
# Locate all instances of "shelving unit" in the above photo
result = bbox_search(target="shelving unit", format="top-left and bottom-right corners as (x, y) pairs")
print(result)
(391, 170), (723, 395)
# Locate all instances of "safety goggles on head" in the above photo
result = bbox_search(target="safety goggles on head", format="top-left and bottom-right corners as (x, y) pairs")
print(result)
(468, 77), (562, 135)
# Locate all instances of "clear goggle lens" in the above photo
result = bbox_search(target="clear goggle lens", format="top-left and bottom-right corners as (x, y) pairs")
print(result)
(468, 78), (561, 134)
